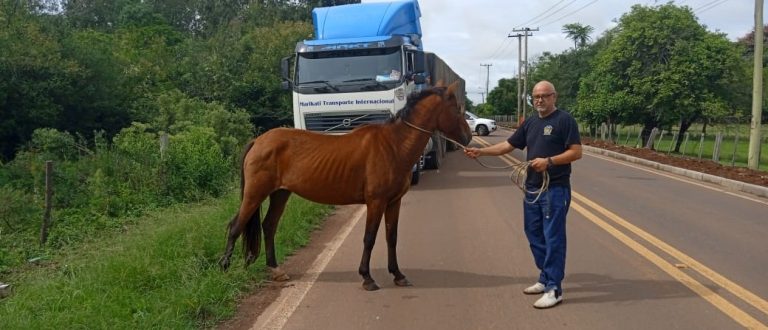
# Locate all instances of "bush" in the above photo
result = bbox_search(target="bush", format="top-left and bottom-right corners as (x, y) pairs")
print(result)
(0, 185), (41, 272)
(163, 126), (232, 201)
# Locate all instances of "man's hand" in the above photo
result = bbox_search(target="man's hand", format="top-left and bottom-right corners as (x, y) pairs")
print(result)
(530, 157), (549, 172)
(464, 147), (481, 159)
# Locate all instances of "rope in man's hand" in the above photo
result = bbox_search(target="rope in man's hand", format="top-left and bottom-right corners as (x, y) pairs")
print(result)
(441, 137), (549, 204)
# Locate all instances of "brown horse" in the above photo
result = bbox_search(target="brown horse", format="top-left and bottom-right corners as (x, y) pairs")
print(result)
(219, 81), (471, 291)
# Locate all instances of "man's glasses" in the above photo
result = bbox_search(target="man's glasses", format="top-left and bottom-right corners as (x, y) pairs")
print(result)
(533, 92), (554, 101)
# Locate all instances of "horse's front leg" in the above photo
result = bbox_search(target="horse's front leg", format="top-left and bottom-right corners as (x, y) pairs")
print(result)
(359, 201), (386, 291)
(384, 198), (411, 287)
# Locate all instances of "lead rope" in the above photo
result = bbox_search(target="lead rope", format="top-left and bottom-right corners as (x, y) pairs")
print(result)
(403, 120), (548, 204)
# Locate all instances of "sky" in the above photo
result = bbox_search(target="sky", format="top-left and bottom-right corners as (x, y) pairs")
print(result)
(363, 0), (764, 104)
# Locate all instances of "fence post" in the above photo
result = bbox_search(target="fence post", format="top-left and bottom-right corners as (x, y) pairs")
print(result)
(712, 132), (723, 163)
(681, 133), (690, 156)
(39, 161), (53, 246)
(160, 132), (169, 160)
(600, 122), (607, 140)
(667, 132), (678, 154)
(698, 133), (705, 159)
(731, 131), (739, 166)
(645, 128), (659, 149)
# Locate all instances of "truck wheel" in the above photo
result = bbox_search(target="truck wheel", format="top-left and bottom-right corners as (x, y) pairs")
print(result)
(424, 150), (441, 169)
(477, 125), (489, 136)
(411, 169), (420, 185)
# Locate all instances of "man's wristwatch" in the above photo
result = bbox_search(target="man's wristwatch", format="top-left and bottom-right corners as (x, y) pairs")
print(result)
(547, 157), (554, 168)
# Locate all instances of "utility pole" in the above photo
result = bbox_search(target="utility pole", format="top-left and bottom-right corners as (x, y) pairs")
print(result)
(749, 0), (764, 170)
(512, 27), (538, 120)
(508, 33), (524, 124)
(480, 63), (492, 103)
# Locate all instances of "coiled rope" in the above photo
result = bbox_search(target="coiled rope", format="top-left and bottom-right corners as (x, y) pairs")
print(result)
(403, 119), (549, 204)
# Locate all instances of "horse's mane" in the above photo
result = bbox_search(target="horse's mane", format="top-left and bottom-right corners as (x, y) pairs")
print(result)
(388, 87), (446, 123)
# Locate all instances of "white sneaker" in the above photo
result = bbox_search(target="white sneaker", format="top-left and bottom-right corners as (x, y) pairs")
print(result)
(533, 289), (563, 309)
(523, 282), (546, 294)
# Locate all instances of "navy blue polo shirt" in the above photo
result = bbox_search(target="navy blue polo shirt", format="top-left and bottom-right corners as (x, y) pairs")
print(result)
(507, 109), (581, 187)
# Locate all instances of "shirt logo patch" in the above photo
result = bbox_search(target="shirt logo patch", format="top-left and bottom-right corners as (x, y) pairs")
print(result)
(543, 125), (553, 136)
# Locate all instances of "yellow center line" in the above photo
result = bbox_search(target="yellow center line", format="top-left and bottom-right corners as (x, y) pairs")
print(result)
(471, 137), (767, 327)
(573, 192), (768, 317)
(570, 202), (764, 329)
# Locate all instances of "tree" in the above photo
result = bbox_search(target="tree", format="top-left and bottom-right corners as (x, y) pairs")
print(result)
(486, 78), (520, 116)
(530, 41), (604, 113)
(0, 6), (78, 160)
(576, 4), (746, 150)
(562, 23), (594, 49)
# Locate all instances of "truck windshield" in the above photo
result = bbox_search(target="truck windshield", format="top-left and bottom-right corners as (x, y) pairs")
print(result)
(297, 47), (402, 93)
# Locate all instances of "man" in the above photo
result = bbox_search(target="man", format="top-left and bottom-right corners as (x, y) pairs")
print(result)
(463, 80), (582, 309)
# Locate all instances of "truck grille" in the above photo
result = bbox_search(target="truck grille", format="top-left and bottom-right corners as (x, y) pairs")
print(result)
(304, 110), (393, 132)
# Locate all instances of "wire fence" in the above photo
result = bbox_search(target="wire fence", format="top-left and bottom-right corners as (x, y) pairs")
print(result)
(486, 114), (767, 172)
(580, 122), (768, 172)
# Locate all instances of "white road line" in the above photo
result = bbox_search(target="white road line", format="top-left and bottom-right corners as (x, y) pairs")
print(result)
(251, 205), (367, 330)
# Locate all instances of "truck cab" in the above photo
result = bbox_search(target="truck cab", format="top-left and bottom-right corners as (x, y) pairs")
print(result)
(280, 0), (463, 184)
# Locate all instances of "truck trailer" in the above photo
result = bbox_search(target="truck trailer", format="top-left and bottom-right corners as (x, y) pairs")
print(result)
(280, 0), (466, 184)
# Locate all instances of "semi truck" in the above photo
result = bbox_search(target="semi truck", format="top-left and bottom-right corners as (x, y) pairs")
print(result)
(280, 0), (465, 184)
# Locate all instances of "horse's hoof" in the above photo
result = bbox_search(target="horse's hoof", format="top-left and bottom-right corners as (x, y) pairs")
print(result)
(362, 280), (380, 291)
(219, 258), (230, 271)
(394, 277), (412, 287)
(270, 267), (290, 282)
(245, 253), (256, 267)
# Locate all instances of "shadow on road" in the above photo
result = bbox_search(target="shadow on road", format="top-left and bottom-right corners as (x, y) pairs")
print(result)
(313, 268), (524, 289)
(564, 272), (704, 304)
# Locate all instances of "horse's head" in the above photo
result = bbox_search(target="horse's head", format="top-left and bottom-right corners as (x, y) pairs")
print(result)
(432, 81), (472, 147)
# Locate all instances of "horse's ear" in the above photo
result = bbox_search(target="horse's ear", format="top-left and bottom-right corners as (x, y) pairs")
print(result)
(434, 79), (446, 87)
(447, 81), (459, 97)
(444, 81), (463, 113)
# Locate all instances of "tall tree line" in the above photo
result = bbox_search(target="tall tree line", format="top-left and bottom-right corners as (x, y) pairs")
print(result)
(484, 3), (759, 150)
(0, 0), (360, 161)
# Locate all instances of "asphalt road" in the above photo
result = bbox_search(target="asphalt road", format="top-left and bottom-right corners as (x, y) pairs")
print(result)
(246, 128), (768, 330)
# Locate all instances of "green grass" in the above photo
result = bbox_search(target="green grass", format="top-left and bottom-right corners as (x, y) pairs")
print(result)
(0, 191), (332, 329)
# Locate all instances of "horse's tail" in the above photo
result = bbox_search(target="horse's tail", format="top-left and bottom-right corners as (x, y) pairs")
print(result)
(242, 206), (261, 265)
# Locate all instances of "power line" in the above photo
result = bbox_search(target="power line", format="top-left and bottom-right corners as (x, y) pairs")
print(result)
(511, 0), (570, 31)
(539, 0), (600, 28)
(487, 37), (515, 61)
(695, 0), (731, 14)
(523, 0), (581, 28)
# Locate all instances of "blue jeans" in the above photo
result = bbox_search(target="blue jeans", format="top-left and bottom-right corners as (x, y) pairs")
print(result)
(523, 184), (571, 294)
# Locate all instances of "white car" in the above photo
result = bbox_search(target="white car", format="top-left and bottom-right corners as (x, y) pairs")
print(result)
(465, 111), (497, 136)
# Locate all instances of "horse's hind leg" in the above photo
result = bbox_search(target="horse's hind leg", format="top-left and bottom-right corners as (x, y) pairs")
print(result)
(219, 204), (261, 270)
(219, 181), (272, 270)
(384, 198), (411, 287)
(219, 213), (240, 270)
(262, 189), (291, 281)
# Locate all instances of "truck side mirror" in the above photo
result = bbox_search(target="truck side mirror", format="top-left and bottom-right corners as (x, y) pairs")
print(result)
(413, 51), (426, 74)
(281, 55), (294, 90)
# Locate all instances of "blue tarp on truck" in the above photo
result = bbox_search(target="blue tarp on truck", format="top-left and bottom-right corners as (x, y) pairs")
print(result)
(311, 0), (422, 46)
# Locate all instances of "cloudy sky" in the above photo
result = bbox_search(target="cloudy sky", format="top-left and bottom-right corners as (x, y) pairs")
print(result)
(364, 0), (763, 104)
